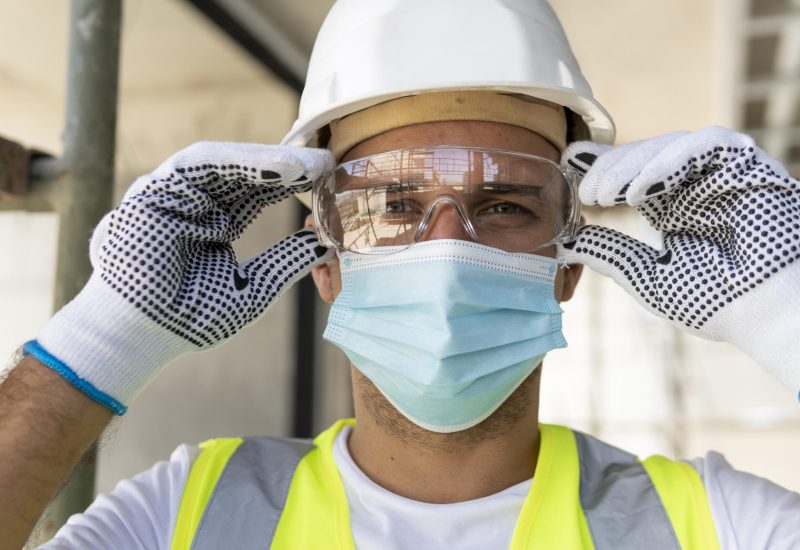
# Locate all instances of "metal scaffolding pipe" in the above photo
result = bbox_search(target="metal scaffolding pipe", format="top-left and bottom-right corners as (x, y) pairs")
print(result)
(55, 0), (122, 309)
(35, 0), (122, 540)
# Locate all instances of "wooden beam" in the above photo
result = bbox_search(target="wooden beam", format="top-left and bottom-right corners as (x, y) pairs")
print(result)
(0, 135), (29, 199)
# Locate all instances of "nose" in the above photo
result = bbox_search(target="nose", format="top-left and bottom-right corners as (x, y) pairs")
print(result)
(416, 197), (478, 243)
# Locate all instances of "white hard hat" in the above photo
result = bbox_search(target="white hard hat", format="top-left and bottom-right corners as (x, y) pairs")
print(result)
(284, 0), (615, 207)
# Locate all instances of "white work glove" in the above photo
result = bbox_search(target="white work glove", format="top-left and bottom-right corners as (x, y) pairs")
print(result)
(557, 126), (800, 397)
(25, 142), (334, 414)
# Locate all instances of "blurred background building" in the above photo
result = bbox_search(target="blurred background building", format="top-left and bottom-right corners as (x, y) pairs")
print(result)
(1, 0), (799, 542)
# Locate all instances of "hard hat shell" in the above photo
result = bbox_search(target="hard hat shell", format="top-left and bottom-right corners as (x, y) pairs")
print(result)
(282, 0), (615, 150)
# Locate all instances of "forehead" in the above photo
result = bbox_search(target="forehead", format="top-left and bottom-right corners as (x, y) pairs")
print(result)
(341, 120), (560, 163)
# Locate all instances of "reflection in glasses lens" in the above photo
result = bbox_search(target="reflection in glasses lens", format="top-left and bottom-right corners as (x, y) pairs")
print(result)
(314, 147), (580, 255)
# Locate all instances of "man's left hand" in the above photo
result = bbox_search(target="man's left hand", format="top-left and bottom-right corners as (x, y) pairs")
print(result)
(557, 126), (800, 397)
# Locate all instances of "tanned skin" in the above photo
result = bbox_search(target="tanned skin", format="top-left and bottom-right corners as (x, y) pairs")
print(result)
(311, 120), (583, 503)
(0, 121), (582, 547)
(0, 356), (113, 549)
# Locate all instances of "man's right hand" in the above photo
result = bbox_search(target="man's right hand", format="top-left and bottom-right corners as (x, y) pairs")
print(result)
(27, 142), (335, 414)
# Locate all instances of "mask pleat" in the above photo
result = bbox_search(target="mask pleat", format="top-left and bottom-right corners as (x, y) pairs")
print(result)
(324, 240), (568, 432)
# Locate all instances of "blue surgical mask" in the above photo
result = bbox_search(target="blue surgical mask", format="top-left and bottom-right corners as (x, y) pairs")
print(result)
(323, 239), (566, 433)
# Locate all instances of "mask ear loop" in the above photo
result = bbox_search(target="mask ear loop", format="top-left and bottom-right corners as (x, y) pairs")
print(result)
(413, 194), (480, 243)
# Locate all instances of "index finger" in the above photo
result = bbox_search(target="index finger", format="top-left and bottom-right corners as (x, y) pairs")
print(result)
(127, 142), (334, 207)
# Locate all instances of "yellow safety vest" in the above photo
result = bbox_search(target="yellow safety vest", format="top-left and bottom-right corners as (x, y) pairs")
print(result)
(171, 420), (719, 549)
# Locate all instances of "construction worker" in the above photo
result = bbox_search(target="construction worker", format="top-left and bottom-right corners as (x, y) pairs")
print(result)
(2, 0), (799, 548)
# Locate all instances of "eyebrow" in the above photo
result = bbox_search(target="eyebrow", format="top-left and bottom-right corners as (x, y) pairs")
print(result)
(336, 182), (549, 201)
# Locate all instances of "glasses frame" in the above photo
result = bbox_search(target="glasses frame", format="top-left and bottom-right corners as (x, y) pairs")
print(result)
(313, 145), (582, 255)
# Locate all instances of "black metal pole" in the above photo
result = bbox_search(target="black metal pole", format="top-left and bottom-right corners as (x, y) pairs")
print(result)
(184, 0), (304, 91)
(293, 203), (317, 438)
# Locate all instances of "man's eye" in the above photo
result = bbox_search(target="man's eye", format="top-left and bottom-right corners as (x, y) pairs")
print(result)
(480, 201), (525, 215)
(495, 202), (520, 214)
(385, 199), (415, 214)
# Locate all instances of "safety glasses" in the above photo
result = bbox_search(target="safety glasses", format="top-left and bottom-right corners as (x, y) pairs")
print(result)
(313, 146), (580, 255)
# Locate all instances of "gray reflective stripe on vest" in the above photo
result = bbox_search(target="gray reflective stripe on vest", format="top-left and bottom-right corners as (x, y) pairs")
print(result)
(190, 437), (315, 550)
(573, 431), (680, 549)
(191, 431), (680, 549)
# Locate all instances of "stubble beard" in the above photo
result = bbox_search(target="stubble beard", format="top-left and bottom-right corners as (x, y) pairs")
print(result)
(353, 367), (540, 454)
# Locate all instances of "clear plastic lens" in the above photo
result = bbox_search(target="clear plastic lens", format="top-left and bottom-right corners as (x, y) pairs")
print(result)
(314, 146), (580, 254)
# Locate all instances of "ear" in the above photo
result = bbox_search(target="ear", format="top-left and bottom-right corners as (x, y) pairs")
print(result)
(556, 214), (587, 302)
(557, 262), (583, 302)
(306, 214), (337, 304)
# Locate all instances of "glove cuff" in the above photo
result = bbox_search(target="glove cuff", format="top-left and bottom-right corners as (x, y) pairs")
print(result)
(23, 340), (127, 414)
(31, 274), (189, 413)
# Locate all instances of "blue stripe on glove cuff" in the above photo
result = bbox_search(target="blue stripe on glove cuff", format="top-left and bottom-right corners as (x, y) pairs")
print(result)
(22, 340), (128, 416)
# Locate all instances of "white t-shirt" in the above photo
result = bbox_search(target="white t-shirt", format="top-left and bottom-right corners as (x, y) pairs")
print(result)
(41, 426), (800, 549)
(333, 425), (532, 550)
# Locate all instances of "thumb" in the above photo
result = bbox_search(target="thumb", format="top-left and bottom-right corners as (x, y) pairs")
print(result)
(562, 141), (610, 177)
(557, 225), (664, 311)
(241, 229), (335, 308)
